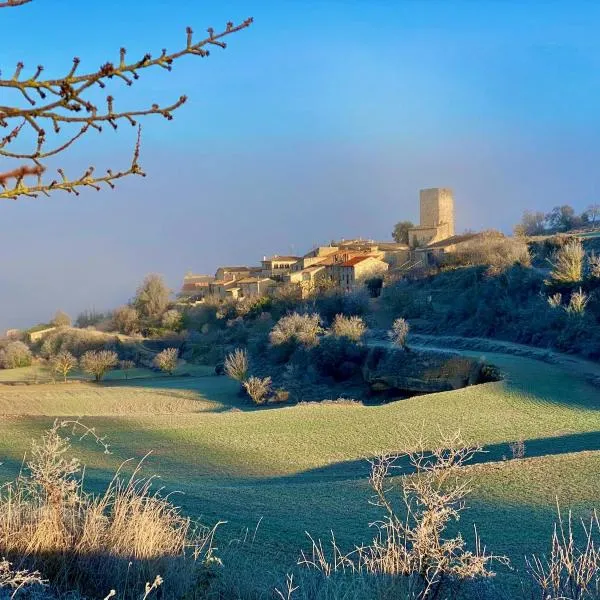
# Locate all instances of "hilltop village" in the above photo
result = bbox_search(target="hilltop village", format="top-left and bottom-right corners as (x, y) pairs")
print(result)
(180, 187), (479, 300)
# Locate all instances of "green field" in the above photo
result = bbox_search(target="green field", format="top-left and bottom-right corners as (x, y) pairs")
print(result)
(1, 340), (599, 593)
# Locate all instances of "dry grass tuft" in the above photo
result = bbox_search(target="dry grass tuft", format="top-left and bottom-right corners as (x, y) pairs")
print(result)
(0, 421), (219, 599)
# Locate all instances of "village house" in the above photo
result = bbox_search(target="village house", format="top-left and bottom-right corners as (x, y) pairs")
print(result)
(237, 277), (278, 298)
(260, 255), (300, 280)
(209, 279), (241, 299)
(180, 273), (215, 298)
(214, 266), (261, 281)
(329, 255), (389, 291)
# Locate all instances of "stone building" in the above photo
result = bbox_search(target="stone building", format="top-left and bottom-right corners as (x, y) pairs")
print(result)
(408, 188), (455, 248)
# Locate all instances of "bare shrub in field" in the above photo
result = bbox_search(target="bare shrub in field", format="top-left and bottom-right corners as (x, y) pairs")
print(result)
(119, 359), (136, 379)
(80, 350), (118, 382)
(50, 350), (77, 382)
(508, 439), (526, 459)
(243, 376), (272, 404)
(527, 507), (600, 600)
(0, 421), (219, 598)
(547, 293), (563, 309)
(300, 432), (507, 600)
(153, 348), (179, 374)
(224, 348), (249, 382)
(270, 313), (323, 347)
(549, 239), (585, 283)
(388, 317), (409, 349)
(0, 340), (33, 368)
(567, 289), (590, 315)
(589, 253), (600, 279)
(330, 314), (367, 342)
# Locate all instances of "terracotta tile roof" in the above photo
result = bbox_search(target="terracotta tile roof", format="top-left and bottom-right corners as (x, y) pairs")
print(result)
(339, 256), (378, 267)
(264, 255), (300, 262)
(237, 277), (276, 284)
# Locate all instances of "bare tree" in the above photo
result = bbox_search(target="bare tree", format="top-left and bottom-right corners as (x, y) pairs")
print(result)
(118, 359), (136, 379)
(80, 350), (118, 382)
(0, 2), (252, 200)
(153, 347), (178, 375)
(50, 350), (77, 382)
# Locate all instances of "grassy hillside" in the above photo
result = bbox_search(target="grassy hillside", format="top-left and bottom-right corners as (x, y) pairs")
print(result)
(0, 339), (599, 594)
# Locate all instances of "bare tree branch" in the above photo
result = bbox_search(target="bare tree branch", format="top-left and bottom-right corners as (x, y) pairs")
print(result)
(0, 6), (253, 199)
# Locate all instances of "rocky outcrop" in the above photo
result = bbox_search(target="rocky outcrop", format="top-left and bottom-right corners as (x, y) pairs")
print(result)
(363, 346), (493, 394)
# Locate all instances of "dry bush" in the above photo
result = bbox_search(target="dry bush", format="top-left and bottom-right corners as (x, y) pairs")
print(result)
(161, 309), (182, 331)
(549, 239), (585, 283)
(300, 432), (507, 600)
(527, 506), (600, 600)
(548, 293), (563, 309)
(224, 348), (249, 382)
(508, 440), (526, 459)
(0, 340), (33, 369)
(270, 313), (323, 348)
(50, 350), (77, 382)
(589, 253), (600, 279)
(388, 318), (410, 349)
(0, 421), (219, 599)
(567, 289), (590, 315)
(112, 305), (140, 335)
(449, 231), (531, 271)
(80, 350), (118, 381)
(153, 348), (179, 374)
(243, 376), (272, 404)
(330, 314), (367, 342)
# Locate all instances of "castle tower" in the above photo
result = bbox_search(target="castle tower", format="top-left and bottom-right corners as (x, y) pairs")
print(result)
(407, 188), (455, 248)
(419, 188), (454, 236)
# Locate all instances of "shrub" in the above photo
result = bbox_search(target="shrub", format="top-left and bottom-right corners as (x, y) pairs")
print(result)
(549, 239), (585, 283)
(50, 351), (77, 382)
(271, 388), (290, 403)
(243, 376), (272, 404)
(388, 318), (410, 349)
(75, 309), (110, 328)
(153, 348), (179, 374)
(566, 288), (589, 315)
(269, 313), (322, 348)
(547, 292), (562, 309)
(162, 309), (182, 331)
(301, 432), (507, 599)
(0, 421), (217, 599)
(0, 341), (33, 369)
(330, 314), (367, 342)
(312, 336), (367, 381)
(224, 348), (249, 382)
(589, 252), (600, 279)
(112, 305), (140, 335)
(80, 350), (118, 382)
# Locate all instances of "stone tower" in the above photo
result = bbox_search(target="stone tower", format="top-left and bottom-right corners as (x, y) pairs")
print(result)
(408, 188), (455, 247)
(420, 188), (454, 235)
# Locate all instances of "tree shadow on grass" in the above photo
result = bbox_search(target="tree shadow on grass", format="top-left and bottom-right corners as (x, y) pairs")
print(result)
(261, 430), (600, 485)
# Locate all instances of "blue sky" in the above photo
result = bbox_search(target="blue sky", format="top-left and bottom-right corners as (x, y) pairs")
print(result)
(1, 0), (600, 329)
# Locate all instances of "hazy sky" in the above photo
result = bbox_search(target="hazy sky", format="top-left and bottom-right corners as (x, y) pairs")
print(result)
(2, 0), (600, 330)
